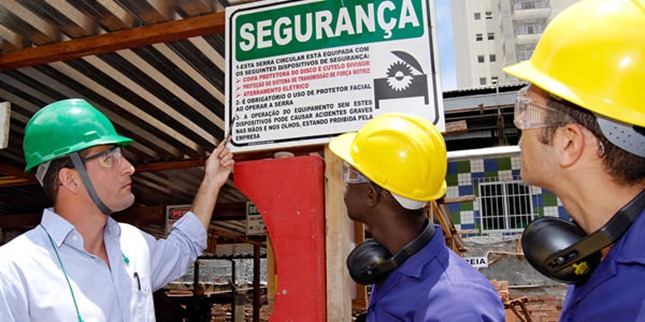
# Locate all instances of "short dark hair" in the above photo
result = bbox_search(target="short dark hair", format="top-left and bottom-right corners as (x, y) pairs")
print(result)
(540, 94), (645, 185)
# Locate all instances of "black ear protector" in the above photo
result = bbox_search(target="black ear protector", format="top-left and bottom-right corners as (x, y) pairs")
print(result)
(347, 218), (435, 285)
(522, 189), (645, 284)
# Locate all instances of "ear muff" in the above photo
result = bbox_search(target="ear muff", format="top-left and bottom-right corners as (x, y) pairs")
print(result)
(346, 239), (393, 285)
(522, 217), (601, 284)
(522, 189), (645, 284)
(347, 219), (435, 285)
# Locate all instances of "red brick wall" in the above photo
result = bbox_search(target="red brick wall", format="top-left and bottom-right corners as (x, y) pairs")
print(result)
(492, 280), (564, 322)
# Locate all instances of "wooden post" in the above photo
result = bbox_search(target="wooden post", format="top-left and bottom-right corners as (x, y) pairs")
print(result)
(324, 147), (354, 321)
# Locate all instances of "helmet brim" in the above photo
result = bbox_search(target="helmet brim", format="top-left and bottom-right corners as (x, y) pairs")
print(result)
(503, 61), (583, 108)
(329, 132), (357, 166)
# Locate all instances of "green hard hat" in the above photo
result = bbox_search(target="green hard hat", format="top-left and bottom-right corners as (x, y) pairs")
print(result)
(23, 99), (133, 172)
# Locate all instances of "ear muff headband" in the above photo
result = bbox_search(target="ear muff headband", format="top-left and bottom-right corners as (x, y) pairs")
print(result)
(522, 189), (645, 284)
(347, 218), (435, 285)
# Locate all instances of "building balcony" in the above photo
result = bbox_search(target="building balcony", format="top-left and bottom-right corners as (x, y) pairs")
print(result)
(512, 7), (551, 20)
(514, 33), (541, 45)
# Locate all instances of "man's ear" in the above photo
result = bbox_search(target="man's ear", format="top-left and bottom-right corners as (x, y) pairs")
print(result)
(365, 183), (381, 207)
(58, 168), (79, 193)
(558, 123), (586, 168)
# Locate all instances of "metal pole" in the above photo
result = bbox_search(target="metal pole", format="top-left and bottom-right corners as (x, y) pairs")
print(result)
(253, 244), (261, 322)
(230, 259), (237, 322)
(193, 260), (200, 291)
(494, 79), (508, 145)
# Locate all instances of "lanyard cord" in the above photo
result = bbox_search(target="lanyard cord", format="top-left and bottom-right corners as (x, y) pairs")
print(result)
(40, 225), (84, 322)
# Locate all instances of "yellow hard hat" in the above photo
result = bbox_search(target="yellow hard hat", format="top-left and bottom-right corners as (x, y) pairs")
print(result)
(503, 0), (645, 128)
(329, 113), (447, 202)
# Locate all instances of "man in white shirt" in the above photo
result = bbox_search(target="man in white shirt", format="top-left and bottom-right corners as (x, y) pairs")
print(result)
(0, 98), (234, 321)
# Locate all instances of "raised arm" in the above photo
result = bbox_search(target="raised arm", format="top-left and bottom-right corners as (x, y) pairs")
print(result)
(190, 138), (234, 230)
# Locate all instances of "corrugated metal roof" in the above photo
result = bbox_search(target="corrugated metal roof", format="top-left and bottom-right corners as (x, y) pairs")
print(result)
(0, 0), (263, 258)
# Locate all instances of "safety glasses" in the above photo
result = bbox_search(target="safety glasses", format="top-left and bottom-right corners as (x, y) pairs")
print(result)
(514, 86), (573, 130)
(83, 146), (123, 169)
(342, 162), (371, 184)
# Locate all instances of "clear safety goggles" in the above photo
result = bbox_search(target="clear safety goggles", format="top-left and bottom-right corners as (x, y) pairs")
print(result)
(342, 162), (371, 184)
(514, 86), (573, 130)
(83, 146), (123, 169)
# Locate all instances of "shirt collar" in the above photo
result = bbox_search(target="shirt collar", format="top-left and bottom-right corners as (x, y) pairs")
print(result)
(612, 208), (645, 264)
(105, 215), (122, 237)
(39, 208), (123, 247)
(40, 208), (76, 247)
(565, 208), (645, 308)
(397, 226), (446, 279)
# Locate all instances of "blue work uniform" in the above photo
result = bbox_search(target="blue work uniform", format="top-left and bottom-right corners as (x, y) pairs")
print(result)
(560, 208), (645, 321)
(0, 208), (206, 322)
(367, 225), (505, 322)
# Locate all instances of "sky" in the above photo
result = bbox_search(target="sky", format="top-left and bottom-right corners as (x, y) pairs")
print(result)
(434, 0), (457, 91)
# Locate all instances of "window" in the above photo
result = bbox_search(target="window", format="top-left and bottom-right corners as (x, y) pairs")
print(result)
(477, 55), (485, 63)
(485, 11), (493, 19)
(476, 33), (483, 41)
(517, 50), (532, 61)
(489, 54), (496, 62)
(487, 32), (495, 40)
(516, 44), (536, 61)
(474, 12), (481, 20)
(514, 0), (548, 10)
(480, 77), (487, 85)
(479, 180), (534, 233)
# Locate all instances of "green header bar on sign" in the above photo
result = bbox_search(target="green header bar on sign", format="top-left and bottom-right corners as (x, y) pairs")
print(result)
(234, 0), (425, 61)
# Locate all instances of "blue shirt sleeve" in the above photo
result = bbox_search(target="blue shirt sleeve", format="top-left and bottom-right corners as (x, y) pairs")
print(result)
(133, 211), (207, 291)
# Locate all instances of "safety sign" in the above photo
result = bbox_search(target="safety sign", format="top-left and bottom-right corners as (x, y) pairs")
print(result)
(225, 0), (445, 152)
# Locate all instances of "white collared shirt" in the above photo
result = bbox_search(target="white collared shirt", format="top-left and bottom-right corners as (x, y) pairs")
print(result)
(0, 208), (206, 321)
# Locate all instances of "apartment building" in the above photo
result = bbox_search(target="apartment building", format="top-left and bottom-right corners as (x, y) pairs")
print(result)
(451, 0), (579, 88)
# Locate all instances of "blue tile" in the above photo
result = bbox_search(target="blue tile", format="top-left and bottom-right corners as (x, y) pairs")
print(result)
(447, 162), (458, 174)
(484, 159), (498, 172)
(532, 195), (543, 209)
(448, 203), (460, 213)
(558, 206), (571, 220)
(458, 185), (473, 196)
(460, 223), (475, 230)
(471, 172), (485, 184)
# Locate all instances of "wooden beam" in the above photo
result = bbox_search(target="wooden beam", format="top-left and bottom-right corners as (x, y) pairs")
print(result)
(0, 163), (36, 181)
(0, 176), (36, 187)
(0, 145), (326, 188)
(0, 11), (226, 72)
(0, 213), (41, 228)
(111, 205), (165, 227)
(0, 202), (247, 228)
(443, 195), (476, 204)
(135, 159), (206, 172)
(133, 143), (325, 172)
(209, 227), (264, 247)
(444, 120), (468, 135)
(112, 202), (247, 226)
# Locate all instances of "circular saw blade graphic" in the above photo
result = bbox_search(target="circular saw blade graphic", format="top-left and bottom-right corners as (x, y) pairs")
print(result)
(386, 61), (414, 91)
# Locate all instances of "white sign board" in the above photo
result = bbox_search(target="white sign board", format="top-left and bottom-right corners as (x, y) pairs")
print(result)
(464, 256), (489, 268)
(246, 202), (267, 235)
(225, 0), (445, 152)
